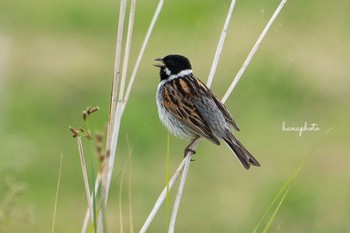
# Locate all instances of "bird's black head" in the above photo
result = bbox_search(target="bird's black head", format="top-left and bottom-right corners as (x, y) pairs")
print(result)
(154, 54), (192, 80)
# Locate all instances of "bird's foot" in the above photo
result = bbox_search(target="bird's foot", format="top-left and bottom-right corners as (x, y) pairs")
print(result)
(184, 147), (196, 161)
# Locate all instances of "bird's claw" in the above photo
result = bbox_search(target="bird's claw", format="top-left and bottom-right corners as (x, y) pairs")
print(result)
(184, 148), (196, 158)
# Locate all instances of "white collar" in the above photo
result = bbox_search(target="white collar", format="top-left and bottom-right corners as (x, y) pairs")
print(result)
(168, 69), (193, 81)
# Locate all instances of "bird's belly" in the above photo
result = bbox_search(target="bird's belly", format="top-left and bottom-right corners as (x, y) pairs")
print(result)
(156, 89), (193, 139)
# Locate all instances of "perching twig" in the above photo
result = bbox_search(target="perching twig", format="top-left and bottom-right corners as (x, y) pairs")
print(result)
(139, 157), (187, 233)
(168, 139), (200, 233)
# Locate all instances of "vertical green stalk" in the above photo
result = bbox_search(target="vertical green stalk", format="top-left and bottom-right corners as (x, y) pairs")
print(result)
(51, 153), (63, 233)
(165, 132), (171, 230)
(85, 120), (98, 233)
(253, 128), (332, 233)
(90, 142), (97, 233)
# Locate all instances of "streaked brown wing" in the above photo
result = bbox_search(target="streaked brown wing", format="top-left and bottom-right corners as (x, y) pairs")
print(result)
(162, 76), (220, 145)
(193, 77), (240, 131)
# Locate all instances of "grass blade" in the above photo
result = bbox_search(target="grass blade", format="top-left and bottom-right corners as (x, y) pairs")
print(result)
(253, 128), (332, 232)
(51, 153), (63, 233)
(262, 184), (292, 233)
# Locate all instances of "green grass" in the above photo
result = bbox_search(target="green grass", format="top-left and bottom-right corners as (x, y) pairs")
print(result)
(1, 0), (350, 232)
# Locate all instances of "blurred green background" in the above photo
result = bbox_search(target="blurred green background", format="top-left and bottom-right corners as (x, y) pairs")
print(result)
(0, 0), (349, 232)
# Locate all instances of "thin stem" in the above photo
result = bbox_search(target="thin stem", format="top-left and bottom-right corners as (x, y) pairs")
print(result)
(102, 0), (128, 213)
(119, 0), (137, 101)
(77, 137), (94, 223)
(123, 0), (164, 110)
(51, 153), (63, 233)
(103, 0), (133, 208)
(104, 101), (123, 206)
(105, 0), (127, 151)
(81, 173), (102, 233)
(119, 159), (130, 233)
(128, 153), (134, 233)
(207, 0), (236, 87)
(221, 0), (287, 103)
(168, 154), (192, 233)
(104, 0), (164, 206)
(139, 158), (186, 233)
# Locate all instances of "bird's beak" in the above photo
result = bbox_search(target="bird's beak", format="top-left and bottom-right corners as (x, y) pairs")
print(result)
(153, 58), (164, 68)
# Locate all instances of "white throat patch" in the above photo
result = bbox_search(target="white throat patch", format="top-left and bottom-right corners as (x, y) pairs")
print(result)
(164, 67), (171, 76)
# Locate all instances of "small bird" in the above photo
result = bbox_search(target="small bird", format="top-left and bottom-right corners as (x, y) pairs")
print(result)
(154, 54), (260, 169)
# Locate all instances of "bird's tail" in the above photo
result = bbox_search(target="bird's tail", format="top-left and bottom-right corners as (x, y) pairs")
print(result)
(223, 135), (260, 170)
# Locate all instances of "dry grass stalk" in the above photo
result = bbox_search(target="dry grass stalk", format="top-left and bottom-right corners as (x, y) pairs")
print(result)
(79, 0), (164, 232)
(102, 0), (164, 206)
(207, 0), (237, 87)
(77, 137), (94, 223)
(81, 173), (101, 233)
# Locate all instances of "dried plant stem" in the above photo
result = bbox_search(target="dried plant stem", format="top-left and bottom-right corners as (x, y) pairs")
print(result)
(103, 0), (137, 214)
(168, 141), (198, 233)
(123, 0), (164, 110)
(119, 0), (136, 101)
(105, 0), (127, 149)
(139, 139), (200, 233)
(82, 0), (164, 231)
(222, 0), (287, 103)
(78, 0), (163, 231)
(207, 0), (236, 87)
(102, 0), (128, 212)
(104, 0), (164, 207)
(77, 137), (94, 223)
(139, 157), (187, 233)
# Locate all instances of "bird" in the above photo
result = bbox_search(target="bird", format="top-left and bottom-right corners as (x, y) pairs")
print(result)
(154, 54), (260, 170)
